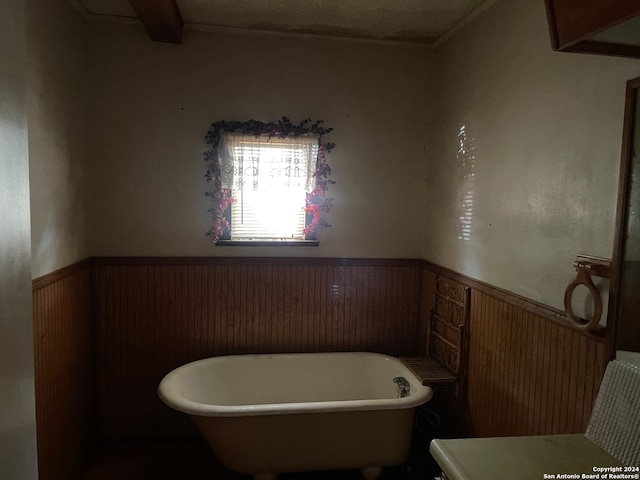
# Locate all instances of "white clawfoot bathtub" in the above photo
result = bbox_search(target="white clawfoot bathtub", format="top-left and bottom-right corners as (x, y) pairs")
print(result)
(158, 352), (433, 480)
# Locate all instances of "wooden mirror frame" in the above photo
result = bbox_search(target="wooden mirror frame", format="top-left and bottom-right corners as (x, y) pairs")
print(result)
(607, 76), (640, 360)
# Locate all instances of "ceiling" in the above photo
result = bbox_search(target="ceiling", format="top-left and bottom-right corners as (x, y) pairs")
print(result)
(76, 0), (492, 45)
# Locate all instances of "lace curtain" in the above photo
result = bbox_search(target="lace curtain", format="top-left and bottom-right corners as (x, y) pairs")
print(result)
(218, 132), (319, 192)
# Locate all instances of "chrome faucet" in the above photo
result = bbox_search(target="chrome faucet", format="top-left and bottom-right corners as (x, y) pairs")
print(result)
(393, 376), (410, 398)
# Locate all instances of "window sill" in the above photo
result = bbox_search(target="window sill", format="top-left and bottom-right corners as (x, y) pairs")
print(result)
(215, 239), (319, 247)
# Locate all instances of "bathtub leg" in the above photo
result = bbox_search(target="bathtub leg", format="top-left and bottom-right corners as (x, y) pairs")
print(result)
(253, 474), (277, 480)
(360, 466), (383, 480)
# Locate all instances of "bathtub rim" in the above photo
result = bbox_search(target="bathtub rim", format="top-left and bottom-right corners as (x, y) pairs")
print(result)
(158, 351), (434, 417)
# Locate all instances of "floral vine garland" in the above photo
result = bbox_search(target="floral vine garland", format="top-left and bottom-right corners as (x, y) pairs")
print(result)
(204, 117), (335, 241)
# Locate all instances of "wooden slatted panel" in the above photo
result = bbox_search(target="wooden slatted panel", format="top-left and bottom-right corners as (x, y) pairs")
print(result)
(400, 356), (457, 385)
(430, 276), (469, 376)
(33, 266), (93, 480)
(467, 290), (607, 437)
(92, 262), (423, 439)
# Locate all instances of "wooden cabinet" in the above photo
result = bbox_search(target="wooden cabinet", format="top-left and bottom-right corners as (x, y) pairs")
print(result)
(545, 0), (640, 58)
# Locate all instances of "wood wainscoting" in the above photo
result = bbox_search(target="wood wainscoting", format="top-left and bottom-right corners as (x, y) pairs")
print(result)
(467, 290), (606, 437)
(91, 257), (425, 439)
(32, 261), (94, 480)
(31, 256), (612, 466)
(423, 262), (609, 438)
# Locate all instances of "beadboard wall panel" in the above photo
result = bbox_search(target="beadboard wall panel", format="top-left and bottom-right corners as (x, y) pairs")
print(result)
(33, 257), (612, 450)
(33, 262), (94, 480)
(467, 290), (607, 437)
(92, 259), (424, 439)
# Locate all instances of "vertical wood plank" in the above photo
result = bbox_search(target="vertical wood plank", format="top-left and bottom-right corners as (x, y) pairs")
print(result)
(466, 290), (607, 438)
(92, 260), (424, 439)
(33, 265), (93, 480)
(83, 259), (611, 441)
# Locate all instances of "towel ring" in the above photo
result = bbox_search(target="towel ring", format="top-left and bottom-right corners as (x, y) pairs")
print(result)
(563, 265), (603, 332)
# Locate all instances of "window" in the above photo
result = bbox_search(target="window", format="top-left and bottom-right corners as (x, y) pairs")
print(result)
(219, 132), (318, 241)
(204, 118), (335, 245)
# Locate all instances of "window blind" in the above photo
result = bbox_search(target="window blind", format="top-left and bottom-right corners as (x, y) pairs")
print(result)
(219, 133), (319, 240)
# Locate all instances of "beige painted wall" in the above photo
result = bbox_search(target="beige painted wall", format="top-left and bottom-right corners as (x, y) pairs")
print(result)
(27, 0), (88, 279)
(425, 0), (640, 315)
(85, 24), (430, 258)
(0, 0), (38, 477)
(30, 0), (640, 315)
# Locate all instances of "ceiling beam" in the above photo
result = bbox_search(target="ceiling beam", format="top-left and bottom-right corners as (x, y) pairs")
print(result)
(128, 0), (183, 44)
